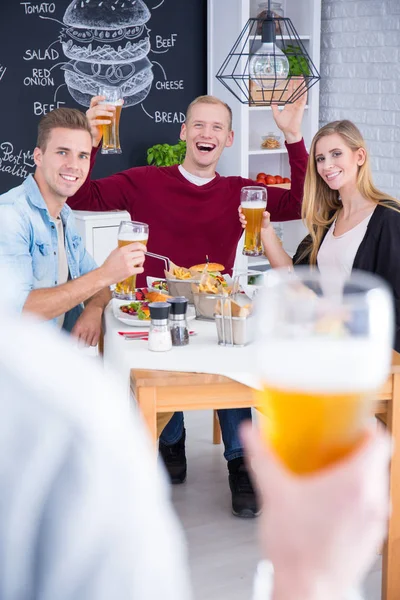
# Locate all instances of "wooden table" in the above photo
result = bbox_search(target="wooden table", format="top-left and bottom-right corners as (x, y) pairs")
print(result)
(131, 352), (400, 600)
(130, 369), (254, 444)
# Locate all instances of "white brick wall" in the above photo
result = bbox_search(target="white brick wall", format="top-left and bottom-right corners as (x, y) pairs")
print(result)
(320, 0), (400, 198)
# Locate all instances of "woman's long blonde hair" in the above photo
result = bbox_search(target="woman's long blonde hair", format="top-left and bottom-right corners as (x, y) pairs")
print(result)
(300, 120), (400, 265)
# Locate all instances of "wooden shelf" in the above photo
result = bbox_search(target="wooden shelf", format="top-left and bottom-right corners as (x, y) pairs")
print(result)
(248, 148), (287, 155)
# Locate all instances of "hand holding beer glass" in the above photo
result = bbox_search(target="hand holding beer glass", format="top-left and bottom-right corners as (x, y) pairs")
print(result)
(115, 221), (149, 297)
(254, 268), (393, 474)
(240, 186), (267, 256)
(98, 86), (123, 154)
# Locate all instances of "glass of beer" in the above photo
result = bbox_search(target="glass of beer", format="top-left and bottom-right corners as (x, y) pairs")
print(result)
(114, 221), (149, 297)
(254, 267), (393, 474)
(98, 85), (123, 155)
(241, 186), (267, 256)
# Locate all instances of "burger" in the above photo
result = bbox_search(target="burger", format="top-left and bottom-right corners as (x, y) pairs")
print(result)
(60, 0), (153, 107)
(190, 263), (227, 286)
(190, 263), (225, 274)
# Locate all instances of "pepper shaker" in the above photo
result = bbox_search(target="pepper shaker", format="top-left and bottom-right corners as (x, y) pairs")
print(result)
(168, 297), (190, 346)
(148, 302), (172, 352)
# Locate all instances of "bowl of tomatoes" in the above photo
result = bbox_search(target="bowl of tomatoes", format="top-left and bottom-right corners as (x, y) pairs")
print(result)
(255, 173), (291, 187)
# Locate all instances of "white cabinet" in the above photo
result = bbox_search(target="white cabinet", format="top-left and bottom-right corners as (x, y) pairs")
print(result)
(207, 0), (321, 267)
(72, 210), (131, 265)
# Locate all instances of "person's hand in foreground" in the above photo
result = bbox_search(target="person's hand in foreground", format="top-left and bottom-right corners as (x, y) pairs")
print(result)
(241, 423), (391, 600)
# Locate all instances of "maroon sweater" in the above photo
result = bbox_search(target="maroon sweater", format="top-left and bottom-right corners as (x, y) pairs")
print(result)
(68, 140), (308, 286)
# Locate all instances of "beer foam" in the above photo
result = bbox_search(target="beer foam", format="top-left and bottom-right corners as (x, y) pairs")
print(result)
(241, 201), (267, 209)
(100, 99), (123, 106)
(257, 338), (391, 393)
(119, 232), (148, 242)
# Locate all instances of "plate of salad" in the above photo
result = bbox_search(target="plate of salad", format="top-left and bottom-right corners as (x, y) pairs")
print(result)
(146, 276), (169, 293)
(112, 294), (196, 327)
(112, 288), (171, 327)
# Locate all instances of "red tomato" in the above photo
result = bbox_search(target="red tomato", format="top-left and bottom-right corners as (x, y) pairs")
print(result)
(265, 175), (277, 185)
(283, 177), (291, 183)
(256, 172), (267, 179)
(274, 175), (283, 184)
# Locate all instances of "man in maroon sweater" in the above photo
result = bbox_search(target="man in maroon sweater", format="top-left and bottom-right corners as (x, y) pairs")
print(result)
(68, 87), (308, 518)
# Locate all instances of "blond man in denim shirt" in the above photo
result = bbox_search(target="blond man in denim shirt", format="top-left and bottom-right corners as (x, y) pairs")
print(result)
(0, 108), (145, 345)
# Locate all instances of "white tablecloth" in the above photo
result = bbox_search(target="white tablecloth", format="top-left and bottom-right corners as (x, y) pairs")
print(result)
(103, 304), (261, 400)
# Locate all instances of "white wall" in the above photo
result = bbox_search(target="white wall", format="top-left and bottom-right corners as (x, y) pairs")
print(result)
(320, 0), (400, 199)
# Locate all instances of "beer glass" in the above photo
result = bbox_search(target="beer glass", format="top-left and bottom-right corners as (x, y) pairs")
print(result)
(241, 186), (267, 256)
(98, 86), (123, 155)
(115, 221), (149, 297)
(254, 267), (393, 474)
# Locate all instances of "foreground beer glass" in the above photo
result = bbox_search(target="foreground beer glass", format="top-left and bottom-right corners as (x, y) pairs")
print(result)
(99, 85), (123, 155)
(254, 267), (393, 474)
(241, 186), (267, 256)
(115, 221), (149, 297)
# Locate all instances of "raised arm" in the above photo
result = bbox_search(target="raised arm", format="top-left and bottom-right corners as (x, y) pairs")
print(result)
(67, 96), (134, 213)
(264, 139), (308, 222)
(258, 79), (308, 222)
(24, 243), (146, 321)
(0, 204), (145, 320)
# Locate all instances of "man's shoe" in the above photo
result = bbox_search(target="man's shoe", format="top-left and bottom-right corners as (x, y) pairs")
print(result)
(159, 429), (187, 484)
(228, 457), (260, 518)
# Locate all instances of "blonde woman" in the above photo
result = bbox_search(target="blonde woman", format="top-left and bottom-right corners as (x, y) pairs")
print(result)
(239, 120), (400, 350)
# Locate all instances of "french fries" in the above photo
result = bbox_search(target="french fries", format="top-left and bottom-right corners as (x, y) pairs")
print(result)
(198, 281), (219, 294)
(165, 261), (196, 281)
(173, 267), (192, 280)
(192, 271), (231, 296)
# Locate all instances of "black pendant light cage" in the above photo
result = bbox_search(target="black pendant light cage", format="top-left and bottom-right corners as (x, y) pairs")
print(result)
(216, 14), (321, 106)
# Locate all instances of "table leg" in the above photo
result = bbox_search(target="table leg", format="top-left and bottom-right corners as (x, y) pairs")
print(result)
(213, 409), (221, 445)
(382, 372), (400, 600)
(136, 385), (158, 447)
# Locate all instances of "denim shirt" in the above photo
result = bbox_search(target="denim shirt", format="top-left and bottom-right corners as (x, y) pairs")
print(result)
(0, 174), (97, 331)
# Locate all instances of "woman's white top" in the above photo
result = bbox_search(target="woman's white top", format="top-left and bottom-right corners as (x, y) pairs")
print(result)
(317, 212), (374, 279)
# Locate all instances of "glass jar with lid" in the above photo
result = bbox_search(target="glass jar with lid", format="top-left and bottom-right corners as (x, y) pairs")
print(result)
(256, 2), (284, 34)
(167, 297), (190, 347)
(148, 302), (172, 352)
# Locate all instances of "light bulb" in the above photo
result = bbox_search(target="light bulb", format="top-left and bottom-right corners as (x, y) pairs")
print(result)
(249, 42), (289, 89)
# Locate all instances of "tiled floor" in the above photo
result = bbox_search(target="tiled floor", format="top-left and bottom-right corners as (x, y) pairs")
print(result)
(168, 410), (382, 600)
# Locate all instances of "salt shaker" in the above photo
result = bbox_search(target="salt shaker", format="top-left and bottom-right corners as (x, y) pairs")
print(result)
(148, 302), (172, 352)
(168, 297), (189, 346)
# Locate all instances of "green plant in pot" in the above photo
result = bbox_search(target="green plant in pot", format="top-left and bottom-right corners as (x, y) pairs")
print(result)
(146, 140), (186, 166)
(282, 45), (311, 77)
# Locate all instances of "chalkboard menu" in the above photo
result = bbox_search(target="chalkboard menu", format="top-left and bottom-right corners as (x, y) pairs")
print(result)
(0, 0), (207, 192)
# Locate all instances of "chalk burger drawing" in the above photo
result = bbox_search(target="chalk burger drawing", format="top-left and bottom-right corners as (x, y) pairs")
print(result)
(60, 0), (154, 107)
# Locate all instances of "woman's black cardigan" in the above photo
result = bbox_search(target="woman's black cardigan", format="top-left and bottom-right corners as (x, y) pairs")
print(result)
(293, 203), (400, 352)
